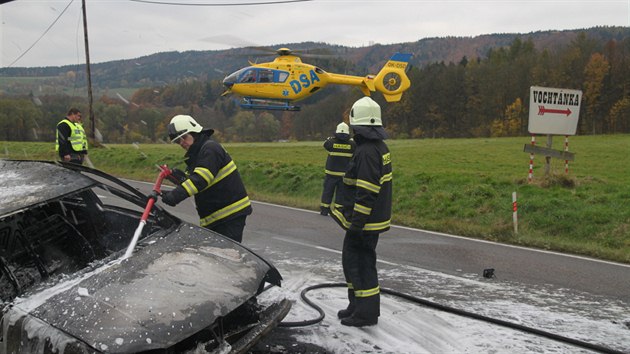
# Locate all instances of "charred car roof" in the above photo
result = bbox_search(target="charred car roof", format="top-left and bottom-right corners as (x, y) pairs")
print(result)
(0, 159), (289, 353)
(0, 160), (97, 218)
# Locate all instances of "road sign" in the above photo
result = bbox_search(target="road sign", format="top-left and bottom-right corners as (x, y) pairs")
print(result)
(528, 86), (582, 135)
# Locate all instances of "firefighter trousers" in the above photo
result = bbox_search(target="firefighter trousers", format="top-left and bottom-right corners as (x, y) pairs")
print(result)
(320, 174), (344, 210)
(208, 215), (247, 243)
(341, 230), (380, 319)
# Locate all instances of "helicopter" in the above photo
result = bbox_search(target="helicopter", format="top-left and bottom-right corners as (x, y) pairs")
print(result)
(221, 48), (412, 111)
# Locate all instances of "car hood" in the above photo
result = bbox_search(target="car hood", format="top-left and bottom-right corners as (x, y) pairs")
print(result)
(0, 160), (97, 218)
(7, 224), (272, 353)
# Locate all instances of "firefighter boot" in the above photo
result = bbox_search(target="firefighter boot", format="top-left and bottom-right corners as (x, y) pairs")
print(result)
(337, 288), (355, 319)
(340, 294), (379, 327)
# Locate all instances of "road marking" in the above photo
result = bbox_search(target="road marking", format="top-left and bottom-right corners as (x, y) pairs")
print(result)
(254, 201), (630, 268)
(271, 236), (339, 253)
(273, 236), (395, 266)
(272, 235), (504, 288)
(392, 224), (630, 268)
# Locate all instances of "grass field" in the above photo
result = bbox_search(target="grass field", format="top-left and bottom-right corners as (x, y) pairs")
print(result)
(3, 135), (629, 263)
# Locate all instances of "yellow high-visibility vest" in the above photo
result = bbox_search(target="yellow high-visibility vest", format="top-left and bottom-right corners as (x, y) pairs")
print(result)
(56, 119), (88, 152)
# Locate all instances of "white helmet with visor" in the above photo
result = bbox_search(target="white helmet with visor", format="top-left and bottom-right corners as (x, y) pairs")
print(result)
(167, 115), (203, 143)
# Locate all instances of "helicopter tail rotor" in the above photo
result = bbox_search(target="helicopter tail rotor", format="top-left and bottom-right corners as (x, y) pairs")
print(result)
(373, 53), (413, 102)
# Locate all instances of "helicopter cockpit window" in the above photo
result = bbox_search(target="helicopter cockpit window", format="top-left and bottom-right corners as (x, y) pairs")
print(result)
(258, 70), (273, 83)
(277, 72), (289, 83)
(239, 69), (257, 83)
(228, 67), (289, 84)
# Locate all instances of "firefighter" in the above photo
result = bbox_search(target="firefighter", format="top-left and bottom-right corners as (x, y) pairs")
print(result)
(320, 122), (355, 216)
(56, 108), (88, 164)
(161, 115), (252, 243)
(330, 97), (392, 327)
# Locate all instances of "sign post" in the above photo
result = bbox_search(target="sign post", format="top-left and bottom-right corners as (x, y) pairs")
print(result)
(512, 192), (518, 234)
(524, 86), (581, 179)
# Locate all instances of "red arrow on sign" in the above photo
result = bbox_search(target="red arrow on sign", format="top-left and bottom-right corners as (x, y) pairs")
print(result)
(538, 105), (572, 116)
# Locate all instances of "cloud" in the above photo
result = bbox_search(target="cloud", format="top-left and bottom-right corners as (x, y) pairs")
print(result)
(1, 0), (628, 67)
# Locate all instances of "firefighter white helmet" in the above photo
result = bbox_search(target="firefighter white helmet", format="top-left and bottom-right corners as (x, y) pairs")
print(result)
(336, 122), (349, 134)
(168, 115), (203, 143)
(349, 96), (382, 126)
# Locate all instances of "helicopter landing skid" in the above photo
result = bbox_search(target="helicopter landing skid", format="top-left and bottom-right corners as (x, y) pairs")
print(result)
(239, 98), (301, 111)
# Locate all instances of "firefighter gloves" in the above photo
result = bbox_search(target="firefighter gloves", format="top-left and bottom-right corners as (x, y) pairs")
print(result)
(165, 168), (187, 185)
(161, 188), (187, 206)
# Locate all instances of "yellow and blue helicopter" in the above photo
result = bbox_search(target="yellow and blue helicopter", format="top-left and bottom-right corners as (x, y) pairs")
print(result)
(221, 48), (412, 111)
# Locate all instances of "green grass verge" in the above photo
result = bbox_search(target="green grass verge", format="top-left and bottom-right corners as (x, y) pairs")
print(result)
(3, 135), (629, 263)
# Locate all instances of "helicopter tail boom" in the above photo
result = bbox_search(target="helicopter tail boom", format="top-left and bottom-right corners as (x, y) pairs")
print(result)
(373, 53), (413, 102)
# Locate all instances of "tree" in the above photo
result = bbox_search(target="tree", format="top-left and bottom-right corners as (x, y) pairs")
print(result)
(94, 103), (127, 143)
(226, 111), (256, 142)
(0, 98), (42, 141)
(255, 112), (280, 142)
(279, 112), (294, 140)
(491, 98), (524, 137)
(131, 87), (162, 106)
(4, 30), (630, 141)
(582, 53), (610, 134)
(561, 32), (598, 89)
(608, 97), (630, 133)
(134, 108), (163, 142)
(384, 93), (414, 138)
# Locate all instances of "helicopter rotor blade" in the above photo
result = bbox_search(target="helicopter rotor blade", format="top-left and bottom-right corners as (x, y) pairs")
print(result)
(224, 45), (338, 59)
(200, 33), (340, 59)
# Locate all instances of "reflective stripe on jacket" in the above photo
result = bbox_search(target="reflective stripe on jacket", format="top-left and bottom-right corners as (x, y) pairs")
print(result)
(174, 133), (252, 228)
(323, 136), (355, 176)
(331, 138), (392, 233)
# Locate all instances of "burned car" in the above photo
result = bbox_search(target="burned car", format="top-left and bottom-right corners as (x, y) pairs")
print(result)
(0, 160), (290, 353)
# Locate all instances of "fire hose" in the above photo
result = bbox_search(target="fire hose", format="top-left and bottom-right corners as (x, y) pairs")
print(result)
(122, 165), (172, 259)
(278, 282), (625, 354)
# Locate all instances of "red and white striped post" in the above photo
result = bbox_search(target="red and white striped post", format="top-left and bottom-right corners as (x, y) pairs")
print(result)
(564, 135), (569, 174)
(528, 135), (536, 182)
(512, 192), (518, 234)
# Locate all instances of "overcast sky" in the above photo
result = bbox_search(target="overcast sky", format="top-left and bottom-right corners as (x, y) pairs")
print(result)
(1, 0), (629, 68)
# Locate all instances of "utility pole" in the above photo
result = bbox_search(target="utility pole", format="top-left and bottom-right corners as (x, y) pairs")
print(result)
(81, 0), (95, 140)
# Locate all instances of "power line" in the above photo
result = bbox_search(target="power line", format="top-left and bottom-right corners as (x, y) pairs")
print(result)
(6, 0), (75, 68)
(129, 0), (312, 6)
(4, 0), (312, 68)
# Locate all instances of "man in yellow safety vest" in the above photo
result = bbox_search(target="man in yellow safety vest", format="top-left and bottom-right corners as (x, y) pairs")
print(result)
(56, 108), (88, 164)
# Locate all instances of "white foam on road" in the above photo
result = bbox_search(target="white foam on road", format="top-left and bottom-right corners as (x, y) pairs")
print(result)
(256, 244), (630, 354)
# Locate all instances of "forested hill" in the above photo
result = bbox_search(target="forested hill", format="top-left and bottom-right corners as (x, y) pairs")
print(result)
(2, 26), (630, 143)
(2, 26), (628, 92)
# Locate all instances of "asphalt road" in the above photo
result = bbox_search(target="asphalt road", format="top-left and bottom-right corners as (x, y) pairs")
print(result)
(125, 179), (630, 352)
(153, 191), (630, 301)
(261, 202), (630, 298)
